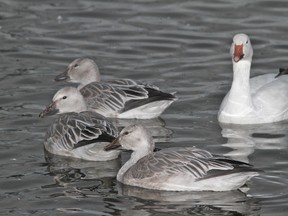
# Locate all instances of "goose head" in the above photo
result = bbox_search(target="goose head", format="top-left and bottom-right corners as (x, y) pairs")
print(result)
(55, 58), (101, 86)
(230, 33), (253, 63)
(105, 124), (155, 153)
(39, 87), (87, 117)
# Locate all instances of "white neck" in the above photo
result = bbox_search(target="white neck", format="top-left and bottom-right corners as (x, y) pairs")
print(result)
(69, 95), (88, 113)
(76, 71), (99, 89)
(224, 60), (255, 116)
(75, 103), (88, 113)
(117, 140), (154, 182)
(81, 73), (100, 87)
(81, 64), (101, 86)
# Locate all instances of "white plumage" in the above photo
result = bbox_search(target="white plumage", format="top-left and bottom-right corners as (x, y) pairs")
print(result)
(218, 33), (288, 124)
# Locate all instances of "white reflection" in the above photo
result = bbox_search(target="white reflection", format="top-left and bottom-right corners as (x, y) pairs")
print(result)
(118, 183), (261, 216)
(220, 121), (288, 163)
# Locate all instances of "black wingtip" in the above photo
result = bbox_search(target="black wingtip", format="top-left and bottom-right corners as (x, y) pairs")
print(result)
(275, 68), (288, 78)
(73, 133), (117, 149)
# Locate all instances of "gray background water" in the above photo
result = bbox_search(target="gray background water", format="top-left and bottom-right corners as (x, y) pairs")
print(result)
(1, 0), (288, 215)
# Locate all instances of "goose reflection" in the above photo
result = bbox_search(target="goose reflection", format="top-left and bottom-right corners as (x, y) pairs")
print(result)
(220, 121), (288, 163)
(45, 150), (120, 188)
(118, 183), (261, 216)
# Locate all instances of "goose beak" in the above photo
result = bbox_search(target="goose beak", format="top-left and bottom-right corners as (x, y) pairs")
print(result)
(39, 102), (59, 118)
(104, 137), (121, 151)
(233, 44), (244, 62)
(54, 68), (70, 81)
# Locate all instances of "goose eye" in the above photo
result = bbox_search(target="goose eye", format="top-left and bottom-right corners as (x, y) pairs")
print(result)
(74, 64), (79, 68)
(246, 40), (249, 44)
(62, 96), (67, 99)
(123, 131), (129, 135)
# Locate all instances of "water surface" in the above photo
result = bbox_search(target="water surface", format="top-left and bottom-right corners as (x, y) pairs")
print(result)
(1, 0), (288, 215)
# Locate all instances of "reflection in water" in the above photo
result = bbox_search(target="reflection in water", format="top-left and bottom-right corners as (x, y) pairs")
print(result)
(220, 122), (288, 207)
(2, 0), (288, 214)
(111, 117), (173, 143)
(118, 184), (261, 216)
(220, 121), (288, 163)
(45, 150), (120, 189)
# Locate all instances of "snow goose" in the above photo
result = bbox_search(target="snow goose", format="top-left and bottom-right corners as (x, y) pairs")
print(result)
(54, 58), (177, 119)
(39, 87), (120, 161)
(104, 124), (259, 191)
(218, 33), (288, 124)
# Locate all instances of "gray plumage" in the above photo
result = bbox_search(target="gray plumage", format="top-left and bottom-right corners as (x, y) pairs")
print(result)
(54, 58), (177, 119)
(80, 82), (147, 114)
(80, 81), (175, 116)
(105, 124), (259, 191)
(124, 148), (251, 181)
(44, 111), (120, 161)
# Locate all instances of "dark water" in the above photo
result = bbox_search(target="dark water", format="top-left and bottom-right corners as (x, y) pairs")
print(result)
(1, 0), (288, 215)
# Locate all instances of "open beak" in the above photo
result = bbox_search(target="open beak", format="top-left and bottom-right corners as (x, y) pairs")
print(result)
(104, 136), (121, 151)
(233, 44), (244, 62)
(39, 102), (59, 118)
(54, 68), (70, 82)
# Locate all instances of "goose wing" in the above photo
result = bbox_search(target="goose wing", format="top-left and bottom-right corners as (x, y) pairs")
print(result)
(253, 75), (288, 115)
(107, 78), (160, 91)
(125, 148), (236, 180)
(81, 81), (176, 115)
(45, 111), (118, 151)
(80, 82), (150, 113)
(80, 82), (127, 112)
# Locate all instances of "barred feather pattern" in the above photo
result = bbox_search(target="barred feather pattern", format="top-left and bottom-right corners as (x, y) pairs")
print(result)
(124, 148), (235, 180)
(80, 81), (150, 114)
(44, 111), (118, 152)
(106, 79), (160, 91)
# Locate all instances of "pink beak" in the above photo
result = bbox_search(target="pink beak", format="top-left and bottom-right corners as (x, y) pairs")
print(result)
(233, 44), (244, 62)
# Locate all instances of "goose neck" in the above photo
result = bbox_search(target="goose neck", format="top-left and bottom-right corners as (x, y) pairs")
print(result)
(117, 140), (154, 182)
(231, 60), (251, 96)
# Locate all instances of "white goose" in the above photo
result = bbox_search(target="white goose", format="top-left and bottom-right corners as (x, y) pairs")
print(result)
(39, 87), (120, 161)
(218, 33), (288, 124)
(105, 124), (259, 191)
(54, 58), (177, 119)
